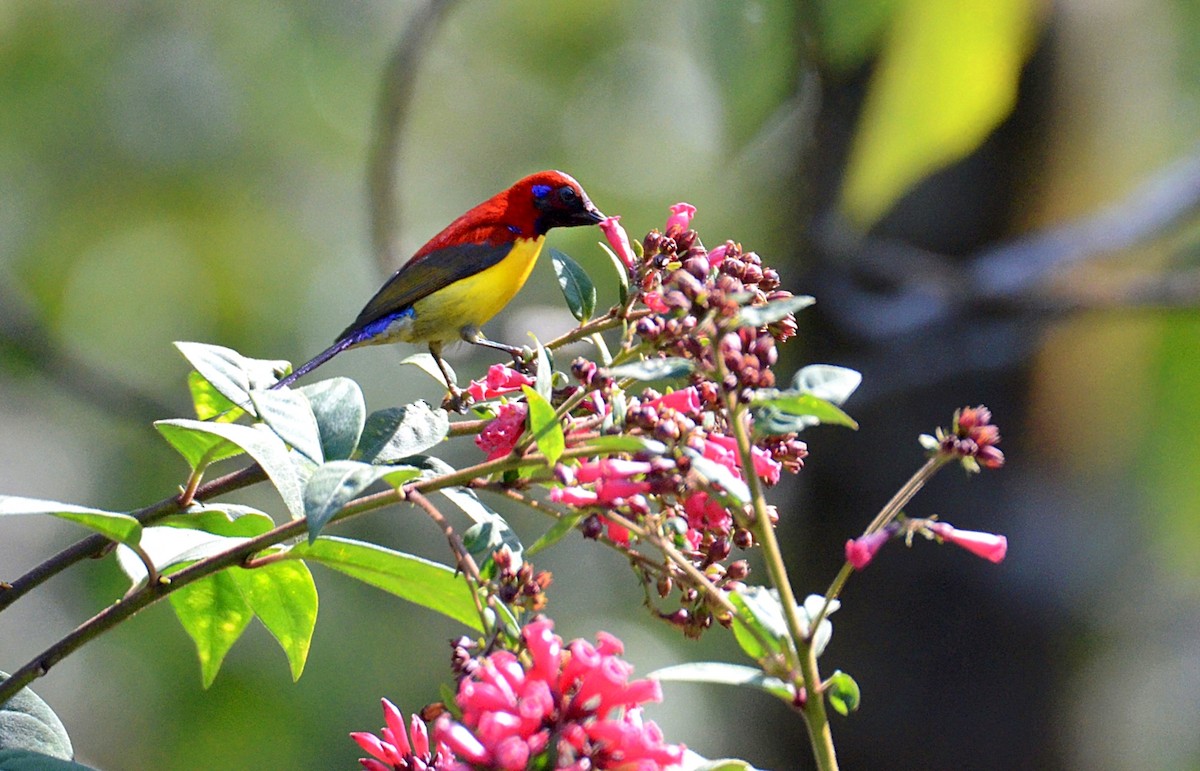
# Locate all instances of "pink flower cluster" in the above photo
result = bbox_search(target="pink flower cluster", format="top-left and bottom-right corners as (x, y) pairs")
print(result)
(432, 620), (684, 770)
(476, 402), (528, 460)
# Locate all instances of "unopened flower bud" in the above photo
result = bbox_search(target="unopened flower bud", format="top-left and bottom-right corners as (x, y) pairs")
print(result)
(726, 560), (750, 581)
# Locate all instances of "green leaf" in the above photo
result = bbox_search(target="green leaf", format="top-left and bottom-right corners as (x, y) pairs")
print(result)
(526, 511), (586, 556)
(300, 378), (367, 461)
(155, 419), (305, 519)
(521, 386), (564, 466)
(597, 242), (630, 305)
(174, 342), (289, 416)
(827, 670), (861, 716)
(250, 388), (324, 464)
(840, 0), (1039, 227)
(440, 487), (523, 566)
(302, 460), (391, 542)
(550, 247), (597, 322)
(115, 527), (251, 586)
(729, 586), (789, 661)
(792, 364), (862, 405)
(168, 569), (254, 688)
(0, 496), (141, 547)
(400, 352), (455, 388)
(154, 421), (243, 471)
(800, 593), (840, 658)
(356, 402), (450, 464)
(650, 662), (795, 702)
(688, 453), (751, 505)
(159, 504), (275, 537)
(736, 295), (815, 327)
(580, 435), (667, 455)
(0, 671), (75, 760)
(607, 357), (695, 382)
(0, 750), (97, 770)
(286, 537), (481, 630)
(187, 371), (242, 423)
(230, 561), (318, 681)
(533, 338), (553, 403)
(752, 393), (859, 434)
(684, 758), (758, 771)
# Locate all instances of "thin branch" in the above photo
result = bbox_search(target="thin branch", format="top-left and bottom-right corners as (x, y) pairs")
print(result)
(406, 488), (481, 586)
(0, 282), (177, 423)
(0, 463), (267, 613)
(813, 146), (1200, 342)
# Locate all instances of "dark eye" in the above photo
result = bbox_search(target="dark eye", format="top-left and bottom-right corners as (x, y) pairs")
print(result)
(558, 186), (578, 205)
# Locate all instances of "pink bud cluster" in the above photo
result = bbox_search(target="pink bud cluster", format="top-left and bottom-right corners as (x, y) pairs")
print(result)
(927, 405), (1004, 470)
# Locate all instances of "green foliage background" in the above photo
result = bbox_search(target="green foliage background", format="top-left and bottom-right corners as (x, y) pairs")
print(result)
(1, 2), (1199, 769)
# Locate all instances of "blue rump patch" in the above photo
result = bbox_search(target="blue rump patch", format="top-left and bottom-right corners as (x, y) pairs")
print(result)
(531, 183), (552, 198)
(352, 307), (415, 343)
(507, 224), (521, 234)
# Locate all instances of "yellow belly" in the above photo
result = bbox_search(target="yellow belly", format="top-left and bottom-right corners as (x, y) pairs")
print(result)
(406, 236), (545, 343)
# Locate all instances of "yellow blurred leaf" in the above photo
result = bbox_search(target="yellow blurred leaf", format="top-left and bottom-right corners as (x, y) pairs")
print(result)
(840, 0), (1041, 228)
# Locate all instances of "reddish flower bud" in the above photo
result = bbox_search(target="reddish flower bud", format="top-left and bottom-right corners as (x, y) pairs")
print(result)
(599, 215), (637, 271)
(666, 203), (696, 234)
(845, 529), (893, 570)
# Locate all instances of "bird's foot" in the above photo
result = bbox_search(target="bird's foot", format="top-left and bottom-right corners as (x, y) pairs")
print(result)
(441, 386), (475, 414)
(511, 346), (537, 375)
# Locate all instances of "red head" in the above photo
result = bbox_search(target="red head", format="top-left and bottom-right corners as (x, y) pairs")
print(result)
(413, 171), (605, 258)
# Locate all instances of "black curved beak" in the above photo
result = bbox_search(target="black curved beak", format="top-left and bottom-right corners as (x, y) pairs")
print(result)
(576, 202), (606, 226)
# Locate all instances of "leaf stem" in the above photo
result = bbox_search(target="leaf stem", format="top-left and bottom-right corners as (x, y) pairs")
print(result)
(812, 455), (948, 633)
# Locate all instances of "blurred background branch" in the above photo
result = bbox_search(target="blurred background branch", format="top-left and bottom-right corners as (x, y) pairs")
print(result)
(367, 0), (459, 271)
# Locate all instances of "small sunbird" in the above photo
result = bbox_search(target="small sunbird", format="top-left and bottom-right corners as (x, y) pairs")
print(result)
(270, 170), (604, 405)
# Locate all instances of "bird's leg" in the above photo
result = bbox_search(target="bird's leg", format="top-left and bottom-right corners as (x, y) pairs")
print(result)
(430, 342), (472, 413)
(460, 326), (534, 373)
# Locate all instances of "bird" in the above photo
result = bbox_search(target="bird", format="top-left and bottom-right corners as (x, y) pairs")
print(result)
(269, 170), (605, 407)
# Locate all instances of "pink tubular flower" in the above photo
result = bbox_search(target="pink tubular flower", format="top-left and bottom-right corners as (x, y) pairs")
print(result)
(644, 386), (701, 416)
(467, 364), (536, 402)
(703, 433), (782, 485)
(683, 491), (732, 535)
(351, 698), (456, 770)
(845, 529), (893, 570)
(664, 203), (696, 235)
(926, 521), (1008, 563)
(599, 216), (637, 271)
(434, 620), (684, 770)
(549, 486), (600, 507)
(575, 459), (653, 485)
(705, 242), (730, 269)
(475, 402), (528, 460)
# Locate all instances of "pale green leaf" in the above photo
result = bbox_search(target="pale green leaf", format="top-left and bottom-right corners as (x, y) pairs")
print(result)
(841, 0), (1039, 227)
(168, 569), (254, 688)
(521, 386), (564, 466)
(286, 537), (481, 630)
(0, 496), (141, 546)
(231, 561), (318, 681)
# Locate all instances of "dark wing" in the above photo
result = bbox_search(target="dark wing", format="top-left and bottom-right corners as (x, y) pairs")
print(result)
(340, 241), (514, 340)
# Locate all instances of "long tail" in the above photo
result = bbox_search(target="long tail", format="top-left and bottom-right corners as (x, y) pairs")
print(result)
(270, 337), (355, 390)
